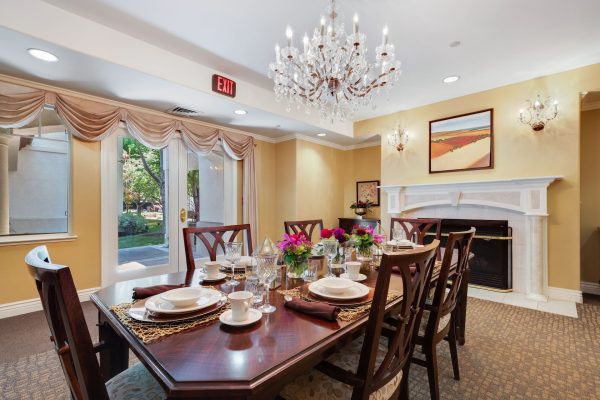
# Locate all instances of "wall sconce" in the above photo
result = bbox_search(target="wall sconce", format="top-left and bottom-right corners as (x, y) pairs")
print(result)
(519, 94), (558, 132)
(387, 127), (408, 151)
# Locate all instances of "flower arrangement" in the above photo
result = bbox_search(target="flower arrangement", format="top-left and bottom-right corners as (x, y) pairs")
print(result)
(350, 200), (374, 216)
(277, 233), (313, 277)
(351, 224), (375, 250)
(321, 227), (350, 245)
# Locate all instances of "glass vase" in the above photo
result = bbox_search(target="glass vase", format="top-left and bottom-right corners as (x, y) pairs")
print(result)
(356, 246), (373, 263)
(286, 255), (309, 279)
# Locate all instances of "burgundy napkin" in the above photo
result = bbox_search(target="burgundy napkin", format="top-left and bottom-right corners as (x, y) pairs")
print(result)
(391, 266), (417, 275)
(285, 298), (340, 322)
(132, 284), (184, 300)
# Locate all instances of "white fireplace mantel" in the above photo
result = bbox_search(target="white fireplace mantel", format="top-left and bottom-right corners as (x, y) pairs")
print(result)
(379, 176), (562, 302)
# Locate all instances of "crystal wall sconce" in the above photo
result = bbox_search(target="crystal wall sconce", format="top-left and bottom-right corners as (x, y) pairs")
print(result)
(519, 95), (558, 132)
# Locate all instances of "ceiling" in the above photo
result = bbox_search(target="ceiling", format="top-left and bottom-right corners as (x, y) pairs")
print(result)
(1, 0), (600, 145)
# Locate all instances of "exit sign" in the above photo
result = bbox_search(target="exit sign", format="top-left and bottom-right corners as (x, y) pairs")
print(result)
(212, 74), (236, 98)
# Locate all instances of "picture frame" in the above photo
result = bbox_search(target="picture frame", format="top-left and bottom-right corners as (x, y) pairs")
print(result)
(356, 180), (380, 206)
(429, 108), (494, 173)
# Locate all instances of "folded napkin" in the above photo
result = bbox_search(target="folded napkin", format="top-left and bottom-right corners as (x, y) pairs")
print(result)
(285, 298), (340, 322)
(132, 284), (184, 300)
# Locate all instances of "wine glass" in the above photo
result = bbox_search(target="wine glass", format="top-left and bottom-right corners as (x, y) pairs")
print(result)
(393, 227), (407, 242)
(322, 239), (338, 278)
(224, 242), (243, 287)
(256, 254), (278, 313)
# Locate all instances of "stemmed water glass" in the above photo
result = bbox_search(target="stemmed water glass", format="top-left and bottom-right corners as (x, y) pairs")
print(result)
(224, 242), (243, 287)
(256, 254), (278, 313)
(322, 239), (338, 278)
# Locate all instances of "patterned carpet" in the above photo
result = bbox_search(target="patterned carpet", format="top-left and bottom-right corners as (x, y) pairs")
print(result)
(1, 298), (599, 399)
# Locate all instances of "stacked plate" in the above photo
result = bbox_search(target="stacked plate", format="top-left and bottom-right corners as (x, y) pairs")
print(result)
(308, 277), (372, 306)
(128, 287), (227, 323)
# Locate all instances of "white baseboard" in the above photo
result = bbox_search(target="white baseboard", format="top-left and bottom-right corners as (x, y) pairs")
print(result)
(0, 287), (100, 319)
(581, 281), (600, 295)
(544, 286), (583, 303)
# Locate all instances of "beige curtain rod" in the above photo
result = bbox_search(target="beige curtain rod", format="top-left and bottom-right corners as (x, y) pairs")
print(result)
(0, 73), (260, 141)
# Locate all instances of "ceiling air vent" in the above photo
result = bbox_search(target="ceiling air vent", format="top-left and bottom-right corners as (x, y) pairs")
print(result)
(166, 106), (203, 117)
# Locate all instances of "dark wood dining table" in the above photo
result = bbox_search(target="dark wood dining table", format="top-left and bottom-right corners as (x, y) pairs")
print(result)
(91, 258), (469, 400)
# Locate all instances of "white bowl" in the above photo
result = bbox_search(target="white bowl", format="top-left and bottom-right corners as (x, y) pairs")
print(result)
(160, 287), (203, 307)
(317, 277), (355, 295)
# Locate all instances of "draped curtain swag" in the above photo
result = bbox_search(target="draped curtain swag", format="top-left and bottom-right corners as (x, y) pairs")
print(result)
(0, 82), (258, 243)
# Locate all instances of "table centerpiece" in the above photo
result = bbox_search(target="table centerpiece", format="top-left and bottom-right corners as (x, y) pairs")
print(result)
(277, 233), (313, 279)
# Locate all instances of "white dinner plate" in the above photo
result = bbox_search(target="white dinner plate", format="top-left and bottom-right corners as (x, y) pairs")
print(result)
(145, 288), (222, 315)
(219, 308), (262, 327)
(339, 273), (367, 282)
(308, 281), (370, 300)
(199, 272), (227, 282)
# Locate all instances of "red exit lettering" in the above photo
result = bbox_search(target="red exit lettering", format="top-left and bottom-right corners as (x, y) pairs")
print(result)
(212, 74), (236, 98)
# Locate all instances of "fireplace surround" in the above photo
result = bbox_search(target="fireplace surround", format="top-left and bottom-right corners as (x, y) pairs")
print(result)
(380, 176), (561, 301)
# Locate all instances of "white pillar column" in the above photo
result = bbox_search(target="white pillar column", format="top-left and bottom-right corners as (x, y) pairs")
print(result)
(527, 214), (547, 301)
(0, 134), (9, 235)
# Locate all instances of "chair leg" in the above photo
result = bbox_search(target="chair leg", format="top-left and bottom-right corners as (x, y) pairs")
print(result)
(448, 319), (460, 381)
(399, 362), (411, 400)
(425, 346), (440, 400)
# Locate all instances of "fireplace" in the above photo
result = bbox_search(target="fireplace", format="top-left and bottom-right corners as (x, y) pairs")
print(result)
(423, 219), (512, 291)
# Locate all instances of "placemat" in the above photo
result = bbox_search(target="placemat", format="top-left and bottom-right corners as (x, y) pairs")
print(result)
(278, 286), (402, 322)
(110, 301), (230, 344)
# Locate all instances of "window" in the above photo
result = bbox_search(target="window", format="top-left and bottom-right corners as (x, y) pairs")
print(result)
(0, 110), (70, 236)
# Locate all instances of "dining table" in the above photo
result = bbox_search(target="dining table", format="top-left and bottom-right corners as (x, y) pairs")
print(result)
(91, 254), (470, 400)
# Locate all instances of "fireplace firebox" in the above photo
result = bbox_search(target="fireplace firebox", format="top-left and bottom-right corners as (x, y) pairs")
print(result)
(424, 219), (512, 291)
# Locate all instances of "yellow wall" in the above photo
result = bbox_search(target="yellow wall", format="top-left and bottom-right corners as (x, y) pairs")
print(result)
(0, 140), (101, 304)
(580, 108), (600, 284)
(341, 146), (382, 220)
(255, 140), (277, 244)
(356, 63), (600, 291)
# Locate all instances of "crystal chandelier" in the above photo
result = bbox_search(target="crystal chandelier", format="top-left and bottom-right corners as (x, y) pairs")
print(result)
(268, 0), (402, 122)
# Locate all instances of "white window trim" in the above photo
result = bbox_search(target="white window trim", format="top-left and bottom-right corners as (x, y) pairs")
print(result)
(0, 127), (73, 242)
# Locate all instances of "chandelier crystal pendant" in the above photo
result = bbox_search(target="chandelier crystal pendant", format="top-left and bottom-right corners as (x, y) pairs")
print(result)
(268, 0), (402, 122)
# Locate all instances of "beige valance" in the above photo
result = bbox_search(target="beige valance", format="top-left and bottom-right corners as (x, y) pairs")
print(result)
(0, 81), (258, 243)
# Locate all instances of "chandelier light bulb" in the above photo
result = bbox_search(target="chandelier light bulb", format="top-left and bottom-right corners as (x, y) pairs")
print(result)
(303, 34), (309, 53)
(275, 43), (281, 63)
(382, 26), (389, 45)
(286, 26), (293, 46)
(353, 14), (359, 34)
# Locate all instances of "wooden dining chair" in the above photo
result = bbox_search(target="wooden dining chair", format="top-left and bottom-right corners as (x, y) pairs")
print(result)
(279, 240), (440, 400)
(390, 217), (442, 244)
(182, 224), (253, 271)
(410, 228), (476, 400)
(284, 219), (324, 242)
(24, 245), (165, 400)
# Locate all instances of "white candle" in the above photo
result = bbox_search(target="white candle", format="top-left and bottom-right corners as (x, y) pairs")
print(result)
(353, 14), (359, 34)
(320, 16), (326, 36)
(303, 34), (309, 53)
(275, 43), (281, 63)
(286, 26), (293, 47)
(382, 25), (388, 46)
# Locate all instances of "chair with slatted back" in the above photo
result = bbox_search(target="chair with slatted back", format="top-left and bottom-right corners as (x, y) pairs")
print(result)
(24, 245), (165, 400)
(284, 219), (324, 242)
(410, 228), (476, 400)
(390, 217), (442, 244)
(182, 224), (253, 271)
(279, 240), (440, 400)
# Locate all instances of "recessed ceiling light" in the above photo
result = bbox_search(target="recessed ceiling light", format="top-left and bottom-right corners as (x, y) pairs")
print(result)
(317, 133), (327, 137)
(27, 48), (59, 62)
(449, 41), (461, 48)
(442, 75), (460, 83)
(233, 109), (247, 115)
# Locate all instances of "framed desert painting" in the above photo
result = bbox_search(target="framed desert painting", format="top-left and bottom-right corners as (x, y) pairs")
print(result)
(356, 180), (380, 206)
(429, 108), (494, 173)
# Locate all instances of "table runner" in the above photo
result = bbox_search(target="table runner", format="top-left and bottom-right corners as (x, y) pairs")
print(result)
(277, 287), (402, 322)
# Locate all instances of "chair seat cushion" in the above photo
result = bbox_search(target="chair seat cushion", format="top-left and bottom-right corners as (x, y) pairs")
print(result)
(280, 337), (402, 400)
(106, 362), (165, 400)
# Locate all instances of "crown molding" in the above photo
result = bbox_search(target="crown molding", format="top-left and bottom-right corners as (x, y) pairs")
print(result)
(272, 132), (380, 151)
